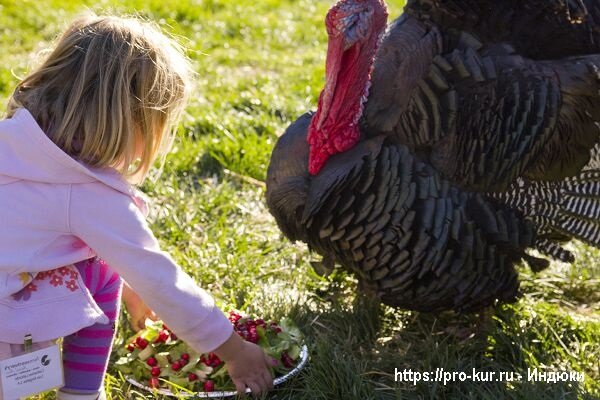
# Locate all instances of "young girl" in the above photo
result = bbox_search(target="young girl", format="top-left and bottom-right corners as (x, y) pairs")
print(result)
(0, 14), (273, 399)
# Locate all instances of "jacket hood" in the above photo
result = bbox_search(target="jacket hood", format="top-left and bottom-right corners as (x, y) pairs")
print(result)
(0, 108), (134, 197)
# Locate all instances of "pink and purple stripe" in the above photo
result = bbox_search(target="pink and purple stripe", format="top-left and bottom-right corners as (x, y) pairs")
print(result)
(62, 258), (122, 392)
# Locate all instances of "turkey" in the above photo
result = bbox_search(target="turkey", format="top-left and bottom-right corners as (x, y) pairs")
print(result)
(266, 0), (600, 312)
(403, 0), (600, 60)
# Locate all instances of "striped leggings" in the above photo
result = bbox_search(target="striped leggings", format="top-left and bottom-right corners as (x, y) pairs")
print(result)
(62, 258), (122, 393)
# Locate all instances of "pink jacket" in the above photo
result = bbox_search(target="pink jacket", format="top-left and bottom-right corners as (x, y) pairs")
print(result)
(0, 108), (232, 352)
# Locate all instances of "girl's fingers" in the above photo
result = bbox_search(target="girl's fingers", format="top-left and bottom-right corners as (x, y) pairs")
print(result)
(247, 381), (262, 396)
(131, 319), (142, 332)
(262, 370), (274, 390)
(255, 374), (268, 394)
(262, 355), (274, 389)
(234, 380), (246, 395)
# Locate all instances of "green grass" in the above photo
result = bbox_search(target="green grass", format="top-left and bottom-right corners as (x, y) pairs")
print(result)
(1, 0), (599, 399)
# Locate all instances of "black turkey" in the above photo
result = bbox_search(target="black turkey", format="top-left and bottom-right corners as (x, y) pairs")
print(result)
(403, 0), (600, 60)
(266, 0), (600, 312)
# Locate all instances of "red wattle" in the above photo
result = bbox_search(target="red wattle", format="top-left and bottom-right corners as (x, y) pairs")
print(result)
(306, 0), (386, 175)
(333, 126), (360, 152)
(308, 144), (331, 175)
(308, 125), (360, 175)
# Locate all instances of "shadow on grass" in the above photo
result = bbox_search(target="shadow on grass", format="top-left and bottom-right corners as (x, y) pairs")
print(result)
(265, 286), (597, 400)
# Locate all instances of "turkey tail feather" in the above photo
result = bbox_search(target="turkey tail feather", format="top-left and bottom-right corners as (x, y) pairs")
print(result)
(585, 143), (600, 170)
(533, 238), (575, 264)
(491, 170), (600, 262)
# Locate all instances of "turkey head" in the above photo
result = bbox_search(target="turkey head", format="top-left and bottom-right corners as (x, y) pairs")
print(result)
(308, 0), (388, 175)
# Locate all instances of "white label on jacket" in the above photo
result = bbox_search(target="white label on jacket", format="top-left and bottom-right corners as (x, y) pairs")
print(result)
(0, 344), (63, 398)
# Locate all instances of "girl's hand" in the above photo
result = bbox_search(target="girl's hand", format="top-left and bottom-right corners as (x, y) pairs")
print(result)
(121, 282), (158, 331)
(213, 332), (274, 396)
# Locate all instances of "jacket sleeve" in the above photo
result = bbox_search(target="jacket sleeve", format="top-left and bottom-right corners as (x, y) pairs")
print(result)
(67, 183), (233, 353)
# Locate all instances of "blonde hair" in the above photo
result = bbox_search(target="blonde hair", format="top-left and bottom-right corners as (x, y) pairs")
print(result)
(7, 14), (192, 183)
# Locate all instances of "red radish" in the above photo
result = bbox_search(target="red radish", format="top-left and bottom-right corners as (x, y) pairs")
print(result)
(206, 353), (222, 367)
(151, 367), (161, 377)
(126, 343), (135, 352)
(135, 337), (148, 349)
(146, 357), (157, 367)
(228, 311), (242, 324)
(281, 351), (295, 368)
(155, 330), (169, 343)
(171, 361), (182, 371)
(181, 353), (190, 361)
(256, 319), (267, 329)
(270, 323), (282, 333)
(203, 380), (215, 392)
(188, 373), (198, 381)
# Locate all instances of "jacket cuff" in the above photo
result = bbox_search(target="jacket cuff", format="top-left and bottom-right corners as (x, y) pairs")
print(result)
(181, 306), (234, 354)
